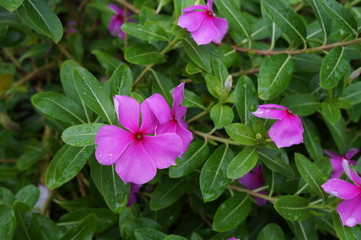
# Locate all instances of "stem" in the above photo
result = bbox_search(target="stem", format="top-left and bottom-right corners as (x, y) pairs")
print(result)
(186, 109), (209, 124)
(57, 44), (78, 63)
(2, 48), (22, 70)
(114, 0), (140, 14)
(231, 68), (260, 77)
(294, 184), (308, 195)
(14, 62), (55, 87)
(229, 185), (277, 203)
(192, 130), (241, 146)
(155, 0), (164, 14)
(0, 159), (16, 163)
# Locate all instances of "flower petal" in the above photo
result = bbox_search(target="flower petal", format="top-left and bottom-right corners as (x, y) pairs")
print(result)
(142, 133), (183, 169)
(108, 16), (119, 36)
(181, 5), (209, 12)
(127, 184), (142, 206)
(268, 114), (304, 148)
(324, 150), (341, 159)
(176, 125), (193, 155)
(95, 125), (134, 165)
(145, 93), (172, 124)
(172, 82), (185, 112)
(337, 195), (361, 227)
(322, 178), (361, 199)
(109, 3), (123, 14)
(178, 11), (207, 32)
(115, 141), (156, 184)
(345, 148), (360, 159)
(210, 16), (228, 43)
(252, 104), (288, 120)
(190, 16), (220, 45)
(114, 95), (140, 133)
(139, 100), (158, 135)
(175, 106), (187, 125)
(238, 165), (264, 190)
(342, 159), (361, 187)
(207, 0), (214, 9)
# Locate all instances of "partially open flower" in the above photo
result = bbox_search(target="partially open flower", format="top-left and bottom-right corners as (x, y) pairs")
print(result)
(324, 148), (359, 178)
(238, 165), (266, 206)
(108, 3), (133, 39)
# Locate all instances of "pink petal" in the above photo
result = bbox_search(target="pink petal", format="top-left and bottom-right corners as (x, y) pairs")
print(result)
(252, 105), (288, 120)
(114, 96), (140, 133)
(95, 125), (134, 165)
(330, 158), (343, 173)
(321, 178), (361, 199)
(109, 3), (123, 15)
(172, 82), (185, 112)
(127, 183), (142, 206)
(115, 141), (156, 184)
(207, 0), (214, 9)
(210, 17), (228, 43)
(331, 170), (343, 178)
(108, 16), (119, 37)
(342, 159), (361, 187)
(176, 125), (193, 155)
(145, 94), (172, 124)
(139, 100), (158, 135)
(175, 106), (187, 126)
(190, 16), (220, 45)
(238, 165), (264, 190)
(255, 190), (267, 206)
(142, 133), (183, 169)
(268, 114), (304, 148)
(337, 195), (361, 227)
(181, 5), (209, 12)
(324, 150), (341, 159)
(345, 148), (360, 159)
(178, 11), (207, 32)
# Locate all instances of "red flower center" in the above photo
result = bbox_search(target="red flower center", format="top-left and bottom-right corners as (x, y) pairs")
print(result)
(135, 133), (143, 140)
(206, 10), (213, 16)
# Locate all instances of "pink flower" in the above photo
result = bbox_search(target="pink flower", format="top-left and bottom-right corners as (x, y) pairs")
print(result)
(228, 238), (240, 240)
(324, 148), (359, 178)
(146, 82), (193, 156)
(95, 95), (183, 184)
(238, 165), (267, 206)
(177, 0), (228, 45)
(322, 159), (361, 227)
(67, 20), (77, 34)
(108, 3), (133, 39)
(127, 184), (142, 206)
(34, 184), (50, 213)
(252, 104), (304, 148)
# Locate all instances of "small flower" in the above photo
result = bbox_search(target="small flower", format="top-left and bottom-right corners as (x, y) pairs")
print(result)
(67, 20), (77, 34)
(177, 0), (228, 45)
(146, 82), (193, 156)
(252, 104), (304, 148)
(324, 148), (359, 178)
(322, 159), (361, 227)
(108, 3), (133, 39)
(128, 184), (142, 206)
(34, 184), (50, 213)
(228, 238), (240, 240)
(238, 165), (267, 206)
(95, 95), (183, 184)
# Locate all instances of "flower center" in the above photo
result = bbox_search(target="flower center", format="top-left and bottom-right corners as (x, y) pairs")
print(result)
(206, 10), (213, 16)
(135, 133), (142, 140)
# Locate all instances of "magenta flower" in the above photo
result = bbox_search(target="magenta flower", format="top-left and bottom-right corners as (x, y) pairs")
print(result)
(228, 238), (240, 240)
(322, 159), (361, 227)
(177, 0), (228, 45)
(252, 104), (304, 148)
(127, 184), (142, 206)
(95, 95), (183, 184)
(108, 3), (132, 39)
(67, 20), (77, 34)
(324, 148), (359, 178)
(146, 82), (193, 156)
(238, 165), (267, 206)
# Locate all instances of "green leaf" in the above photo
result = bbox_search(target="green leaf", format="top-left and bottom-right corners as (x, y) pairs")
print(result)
(61, 123), (106, 147)
(303, 118), (323, 161)
(67, 33), (84, 62)
(258, 54), (294, 100)
(32, 92), (87, 125)
(17, 0), (63, 42)
(332, 211), (355, 240)
(320, 47), (348, 89)
(235, 76), (258, 126)
(122, 22), (169, 41)
(200, 144), (234, 202)
(293, 54), (323, 73)
(29, 214), (61, 240)
(164, 235), (188, 240)
(121, 217), (162, 239)
(173, 0), (193, 17)
(16, 150), (43, 171)
(292, 220), (319, 240)
(258, 148), (294, 178)
(280, 94), (320, 117)
(125, 43), (163, 65)
(324, 117), (346, 153)
(0, 187), (14, 206)
(109, 64), (133, 97)
(274, 195), (311, 221)
(182, 37), (211, 72)
(0, 0), (23, 12)
(134, 228), (166, 240)
(73, 67), (116, 125)
(341, 82), (361, 106)
(150, 178), (189, 211)
(213, 193), (251, 232)
(0, 204), (15, 240)
(227, 147), (258, 179)
(305, 0), (332, 44)
(261, 0), (307, 46)
(210, 104), (234, 129)
(90, 157), (129, 213)
(257, 223), (285, 240)
(15, 185), (40, 207)
(169, 140), (209, 178)
(150, 70), (173, 103)
(225, 123), (257, 146)
(183, 90), (206, 110)
(214, 0), (251, 42)
(60, 214), (97, 240)
(92, 50), (122, 72)
(319, 0), (358, 37)
(321, 101), (341, 124)
(13, 201), (33, 240)
(45, 145), (94, 189)
(295, 153), (328, 200)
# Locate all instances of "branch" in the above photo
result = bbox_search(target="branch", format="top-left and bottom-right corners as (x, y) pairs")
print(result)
(114, 0), (140, 14)
(14, 62), (55, 87)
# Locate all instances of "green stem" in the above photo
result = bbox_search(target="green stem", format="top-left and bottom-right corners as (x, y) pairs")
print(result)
(186, 109), (209, 124)
(192, 130), (241, 146)
(229, 185), (277, 203)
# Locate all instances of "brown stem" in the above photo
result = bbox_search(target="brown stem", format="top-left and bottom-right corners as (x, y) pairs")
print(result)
(14, 62), (55, 87)
(2, 48), (22, 70)
(114, 0), (140, 14)
(228, 185), (277, 203)
(0, 159), (16, 163)
(231, 68), (260, 77)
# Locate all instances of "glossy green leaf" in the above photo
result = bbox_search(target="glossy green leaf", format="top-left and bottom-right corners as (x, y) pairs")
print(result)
(182, 37), (211, 72)
(13, 201), (33, 240)
(60, 214), (97, 240)
(125, 43), (163, 65)
(16, 150), (43, 171)
(122, 22), (169, 41)
(0, 204), (15, 240)
(213, 193), (251, 232)
(135, 228), (166, 240)
(293, 54), (323, 73)
(150, 178), (189, 211)
(0, 187), (14, 206)
(29, 214), (61, 240)
(235, 76), (258, 126)
(257, 223), (285, 240)
(321, 102), (341, 124)
(169, 140), (209, 178)
(61, 123), (105, 147)
(183, 90), (206, 110)
(17, 0), (63, 42)
(92, 50), (122, 72)
(258, 54), (294, 100)
(303, 118), (323, 161)
(173, 0), (193, 17)
(150, 69), (173, 103)
(332, 211), (355, 240)
(0, 0), (23, 11)
(274, 195), (311, 221)
(32, 92), (87, 125)
(200, 144), (234, 202)
(90, 157), (129, 213)
(341, 82), (361, 106)
(164, 235), (188, 240)
(280, 94), (320, 116)
(292, 220), (319, 240)
(67, 33), (84, 62)
(324, 117), (346, 153)
(45, 145), (94, 189)
(109, 64), (133, 96)
(121, 217), (162, 239)
(225, 123), (257, 146)
(258, 148), (294, 178)
(305, 0), (332, 44)
(227, 147), (258, 179)
(295, 153), (328, 200)
(73, 67), (116, 125)
(15, 185), (39, 207)
(320, 47), (348, 89)
(210, 104), (234, 129)
(262, 0), (307, 46)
